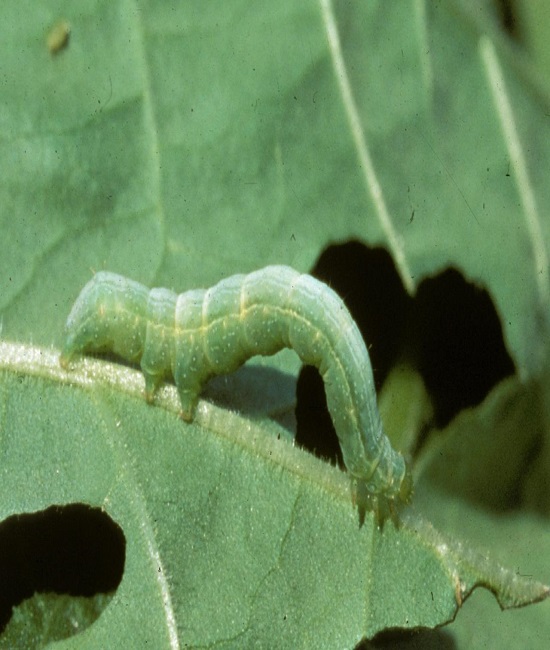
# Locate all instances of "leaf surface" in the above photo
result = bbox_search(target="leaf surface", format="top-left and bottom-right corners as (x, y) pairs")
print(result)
(1, 1), (550, 647)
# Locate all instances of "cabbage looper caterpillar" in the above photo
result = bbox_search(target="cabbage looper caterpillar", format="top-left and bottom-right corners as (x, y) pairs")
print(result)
(60, 267), (412, 518)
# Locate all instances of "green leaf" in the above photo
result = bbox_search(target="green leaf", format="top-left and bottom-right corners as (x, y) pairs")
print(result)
(413, 374), (550, 646)
(0, 343), (547, 649)
(1, 0), (550, 647)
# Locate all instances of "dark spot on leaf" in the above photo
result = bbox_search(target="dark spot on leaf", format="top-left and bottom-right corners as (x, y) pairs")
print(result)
(494, 0), (522, 41)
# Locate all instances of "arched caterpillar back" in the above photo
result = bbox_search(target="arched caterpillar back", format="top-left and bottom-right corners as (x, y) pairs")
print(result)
(60, 266), (412, 518)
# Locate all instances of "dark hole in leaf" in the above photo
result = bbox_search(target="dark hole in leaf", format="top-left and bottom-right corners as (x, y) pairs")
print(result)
(0, 503), (125, 636)
(365, 625), (456, 649)
(296, 241), (514, 464)
(413, 267), (515, 426)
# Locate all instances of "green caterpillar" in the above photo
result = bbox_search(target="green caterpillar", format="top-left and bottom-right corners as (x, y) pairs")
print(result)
(60, 266), (412, 517)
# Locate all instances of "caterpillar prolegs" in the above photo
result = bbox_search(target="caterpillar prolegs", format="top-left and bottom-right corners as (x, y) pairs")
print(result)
(60, 267), (412, 518)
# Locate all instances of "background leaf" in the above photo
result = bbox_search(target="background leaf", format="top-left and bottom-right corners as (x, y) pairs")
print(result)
(1, 0), (550, 647)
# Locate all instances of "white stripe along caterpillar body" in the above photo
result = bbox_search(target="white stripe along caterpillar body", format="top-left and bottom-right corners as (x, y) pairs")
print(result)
(60, 266), (412, 516)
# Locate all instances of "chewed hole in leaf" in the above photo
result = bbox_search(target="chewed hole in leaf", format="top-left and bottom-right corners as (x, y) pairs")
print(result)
(0, 504), (125, 643)
(296, 241), (514, 464)
(366, 625), (455, 649)
(413, 267), (515, 427)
